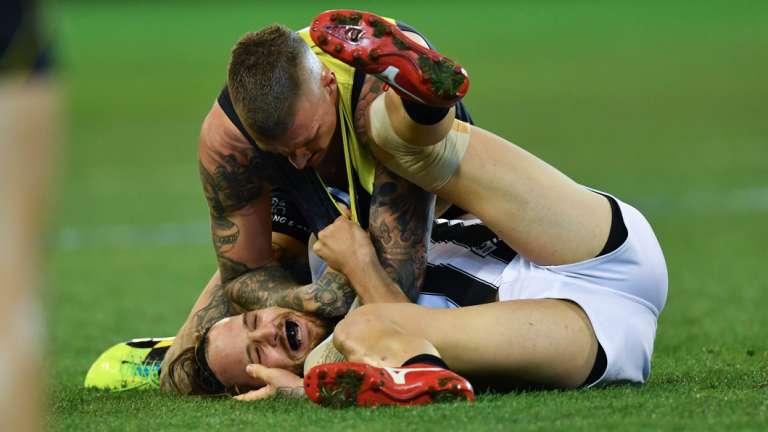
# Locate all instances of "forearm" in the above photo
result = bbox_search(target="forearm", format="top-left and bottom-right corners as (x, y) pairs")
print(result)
(225, 263), (355, 318)
(356, 81), (433, 301)
(344, 255), (409, 304)
(367, 164), (434, 301)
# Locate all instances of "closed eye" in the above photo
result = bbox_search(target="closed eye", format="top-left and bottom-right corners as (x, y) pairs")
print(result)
(244, 312), (262, 364)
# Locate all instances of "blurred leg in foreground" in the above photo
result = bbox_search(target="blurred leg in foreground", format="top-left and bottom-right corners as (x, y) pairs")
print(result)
(0, 1), (57, 431)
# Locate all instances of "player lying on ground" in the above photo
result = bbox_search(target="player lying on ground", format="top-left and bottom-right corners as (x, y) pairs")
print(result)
(212, 10), (667, 406)
(161, 182), (503, 395)
(178, 107), (667, 403)
(224, 177), (666, 406)
(162, 16), (477, 391)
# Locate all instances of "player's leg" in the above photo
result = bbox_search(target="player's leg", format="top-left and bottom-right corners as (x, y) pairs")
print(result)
(436, 126), (612, 266)
(312, 9), (611, 266)
(0, 58), (57, 432)
(332, 300), (598, 389)
(367, 98), (612, 265)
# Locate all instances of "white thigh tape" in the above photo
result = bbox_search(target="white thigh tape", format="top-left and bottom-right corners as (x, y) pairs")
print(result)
(369, 95), (469, 192)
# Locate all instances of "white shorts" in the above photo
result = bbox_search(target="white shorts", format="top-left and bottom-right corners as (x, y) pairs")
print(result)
(498, 196), (668, 386)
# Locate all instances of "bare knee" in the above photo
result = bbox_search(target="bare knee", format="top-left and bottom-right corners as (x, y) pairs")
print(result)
(333, 304), (440, 366)
(332, 304), (392, 360)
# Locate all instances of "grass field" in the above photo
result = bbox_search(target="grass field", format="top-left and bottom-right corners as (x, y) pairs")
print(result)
(48, 1), (768, 430)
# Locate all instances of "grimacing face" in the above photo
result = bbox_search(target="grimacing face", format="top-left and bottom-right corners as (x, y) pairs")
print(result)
(205, 306), (330, 391)
(254, 67), (339, 170)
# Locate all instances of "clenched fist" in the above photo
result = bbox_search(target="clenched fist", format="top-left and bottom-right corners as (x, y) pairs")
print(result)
(312, 216), (378, 276)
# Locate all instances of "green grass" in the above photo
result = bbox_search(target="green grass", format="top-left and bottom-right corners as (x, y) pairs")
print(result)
(49, 0), (768, 430)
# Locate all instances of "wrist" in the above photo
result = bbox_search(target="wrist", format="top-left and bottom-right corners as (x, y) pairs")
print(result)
(343, 252), (379, 283)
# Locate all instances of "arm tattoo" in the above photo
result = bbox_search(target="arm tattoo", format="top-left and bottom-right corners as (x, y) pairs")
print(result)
(368, 165), (433, 301)
(272, 244), (351, 315)
(226, 264), (354, 318)
(216, 252), (256, 284)
(354, 77), (433, 302)
(308, 270), (354, 317)
(192, 282), (237, 333)
(199, 151), (267, 282)
(353, 77), (386, 137)
(199, 153), (266, 218)
(212, 216), (239, 254)
(223, 242), (303, 310)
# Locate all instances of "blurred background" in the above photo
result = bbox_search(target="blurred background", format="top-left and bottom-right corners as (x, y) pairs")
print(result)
(32, 0), (768, 429)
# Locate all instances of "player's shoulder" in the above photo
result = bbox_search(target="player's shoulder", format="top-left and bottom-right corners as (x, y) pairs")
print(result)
(199, 99), (253, 160)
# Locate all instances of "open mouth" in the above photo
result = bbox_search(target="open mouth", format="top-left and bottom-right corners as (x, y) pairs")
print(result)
(285, 319), (302, 351)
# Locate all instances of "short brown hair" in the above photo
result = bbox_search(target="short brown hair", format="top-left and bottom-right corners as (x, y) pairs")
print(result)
(227, 25), (309, 140)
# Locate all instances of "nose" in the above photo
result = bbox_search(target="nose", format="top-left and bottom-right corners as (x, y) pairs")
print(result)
(289, 148), (313, 169)
(248, 322), (279, 347)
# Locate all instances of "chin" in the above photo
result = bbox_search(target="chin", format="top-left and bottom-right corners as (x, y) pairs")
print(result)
(308, 151), (326, 167)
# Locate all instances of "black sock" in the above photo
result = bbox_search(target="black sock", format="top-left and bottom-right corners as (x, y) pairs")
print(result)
(402, 353), (449, 369)
(402, 100), (450, 125)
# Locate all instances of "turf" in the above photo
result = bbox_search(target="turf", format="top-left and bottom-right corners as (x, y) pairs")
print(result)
(48, 0), (768, 430)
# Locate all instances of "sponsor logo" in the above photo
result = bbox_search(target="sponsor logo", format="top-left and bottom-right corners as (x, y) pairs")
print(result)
(383, 367), (444, 384)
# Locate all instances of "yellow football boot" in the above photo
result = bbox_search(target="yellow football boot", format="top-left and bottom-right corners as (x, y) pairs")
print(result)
(84, 337), (173, 391)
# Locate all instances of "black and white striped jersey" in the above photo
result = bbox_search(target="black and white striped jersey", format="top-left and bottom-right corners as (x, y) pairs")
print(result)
(418, 218), (517, 309)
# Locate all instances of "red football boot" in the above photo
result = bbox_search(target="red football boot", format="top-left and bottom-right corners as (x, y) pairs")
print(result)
(309, 10), (470, 108)
(304, 362), (475, 408)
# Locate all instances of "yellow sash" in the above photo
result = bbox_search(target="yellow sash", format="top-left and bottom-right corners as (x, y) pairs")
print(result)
(298, 28), (378, 224)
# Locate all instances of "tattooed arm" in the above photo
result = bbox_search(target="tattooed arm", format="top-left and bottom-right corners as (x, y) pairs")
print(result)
(363, 31), (436, 299)
(225, 235), (354, 317)
(197, 101), (355, 316)
(314, 162), (434, 303)
(198, 101), (274, 283)
(354, 76), (435, 302)
(161, 101), (356, 393)
(368, 164), (434, 301)
(342, 27), (442, 300)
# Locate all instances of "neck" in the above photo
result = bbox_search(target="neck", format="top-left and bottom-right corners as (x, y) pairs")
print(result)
(315, 122), (346, 189)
